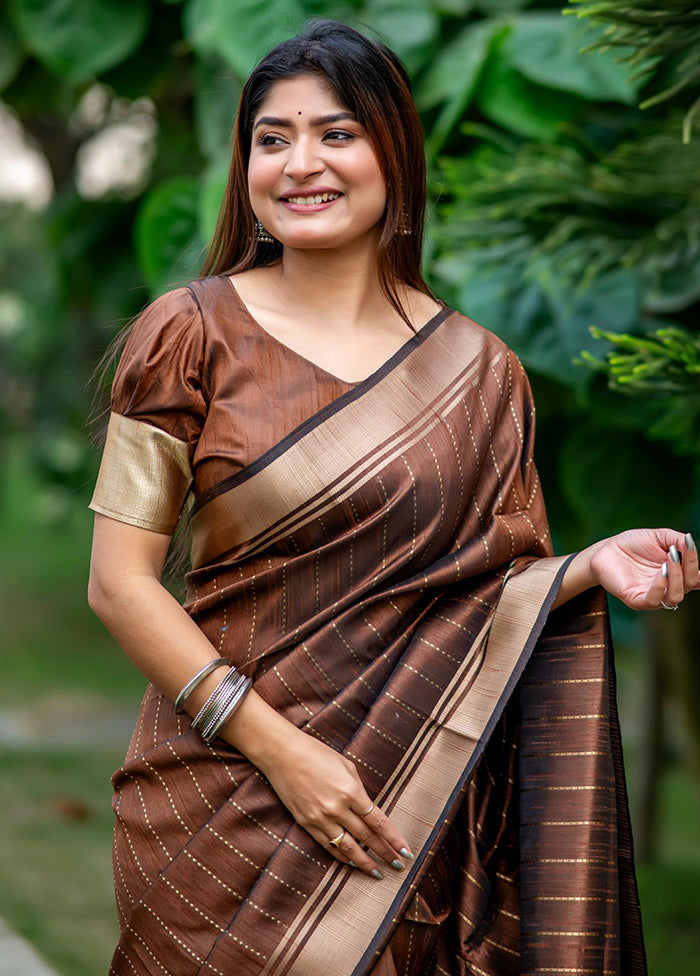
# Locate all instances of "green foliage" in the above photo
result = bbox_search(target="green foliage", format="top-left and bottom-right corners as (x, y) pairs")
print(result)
(9, 0), (151, 84)
(184, 0), (307, 78)
(1, 0), (699, 542)
(568, 0), (700, 141)
(135, 176), (204, 294)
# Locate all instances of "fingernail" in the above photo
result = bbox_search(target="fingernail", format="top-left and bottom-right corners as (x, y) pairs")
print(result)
(347, 860), (357, 869)
(670, 545), (680, 563)
(371, 868), (384, 880)
(391, 859), (405, 872)
(685, 533), (696, 552)
(661, 562), (668, 579)
(399, 848), (414, 860)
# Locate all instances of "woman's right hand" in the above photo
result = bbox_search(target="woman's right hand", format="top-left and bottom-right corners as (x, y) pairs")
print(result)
(259, 726), (413, 879)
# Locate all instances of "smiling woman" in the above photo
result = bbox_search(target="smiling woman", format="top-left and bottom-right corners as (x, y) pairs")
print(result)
(87, 18), (697, 976)
(247, 77), (387, 254)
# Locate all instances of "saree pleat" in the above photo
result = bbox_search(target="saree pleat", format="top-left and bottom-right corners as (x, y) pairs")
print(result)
(90, 276), (646, 975)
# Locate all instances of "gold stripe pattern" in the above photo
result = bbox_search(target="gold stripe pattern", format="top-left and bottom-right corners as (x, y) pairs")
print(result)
(90, 412), (192, 534)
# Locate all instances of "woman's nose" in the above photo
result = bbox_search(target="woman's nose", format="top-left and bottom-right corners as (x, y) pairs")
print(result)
(283, 136), (323, 181)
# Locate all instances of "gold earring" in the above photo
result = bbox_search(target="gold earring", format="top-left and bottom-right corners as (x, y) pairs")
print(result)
(255, 218), (276, 244)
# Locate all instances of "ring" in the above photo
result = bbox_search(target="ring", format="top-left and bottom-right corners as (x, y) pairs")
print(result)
(660, 601), (679, 611)
(329, 829), (346, 848)
(359, 803), (375, 818)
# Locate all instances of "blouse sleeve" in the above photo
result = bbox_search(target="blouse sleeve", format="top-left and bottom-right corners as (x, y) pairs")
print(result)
(89, 287), (206, 534)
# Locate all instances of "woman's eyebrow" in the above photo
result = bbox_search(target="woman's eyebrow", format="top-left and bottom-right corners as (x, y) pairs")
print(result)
(253, 111), (356, 130)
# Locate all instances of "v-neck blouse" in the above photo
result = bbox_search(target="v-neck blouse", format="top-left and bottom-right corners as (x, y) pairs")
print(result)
(110, 275), (449, 508)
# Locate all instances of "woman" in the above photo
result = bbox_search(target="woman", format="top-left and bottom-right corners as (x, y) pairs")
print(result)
(89, 19), (697, 976)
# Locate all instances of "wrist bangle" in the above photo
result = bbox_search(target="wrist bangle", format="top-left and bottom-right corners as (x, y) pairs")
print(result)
(174, 658), (231, 713)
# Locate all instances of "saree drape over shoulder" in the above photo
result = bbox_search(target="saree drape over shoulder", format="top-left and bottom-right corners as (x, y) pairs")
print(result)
(91, 276), (646, 976)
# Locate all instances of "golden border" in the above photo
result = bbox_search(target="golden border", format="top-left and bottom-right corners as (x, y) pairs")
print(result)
(90, 412), (192, 534)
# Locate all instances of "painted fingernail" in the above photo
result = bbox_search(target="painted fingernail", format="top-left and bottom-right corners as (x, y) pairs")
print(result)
(347, 860), (357, 869)
(391, 859), (406, 872)
(371, 868), (384, 880)
(685, 533), (696, 552)
(399, 848), (414, 860)
(670, 545), (680, 563)
(661, 562), (668, 579)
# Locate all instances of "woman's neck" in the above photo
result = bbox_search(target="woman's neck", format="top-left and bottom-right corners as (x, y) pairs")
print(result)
(272, 241), (391, 332)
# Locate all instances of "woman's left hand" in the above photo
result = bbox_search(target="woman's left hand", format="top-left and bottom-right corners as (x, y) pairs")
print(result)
(586, 528), (699, 611)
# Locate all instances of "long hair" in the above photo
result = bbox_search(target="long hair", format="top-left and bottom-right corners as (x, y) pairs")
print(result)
(200, 20), (434, 327)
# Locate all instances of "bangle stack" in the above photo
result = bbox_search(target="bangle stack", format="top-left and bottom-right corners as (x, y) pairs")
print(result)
(192, 667), (252, 741)
(173, 659), (253, 743)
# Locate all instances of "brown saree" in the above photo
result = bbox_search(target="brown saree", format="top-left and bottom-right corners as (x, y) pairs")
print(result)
(91, 275), (646, 976)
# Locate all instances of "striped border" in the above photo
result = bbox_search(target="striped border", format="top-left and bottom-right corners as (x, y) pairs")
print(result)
(261, 555), (571, 976)
(190, 310), (499, 568)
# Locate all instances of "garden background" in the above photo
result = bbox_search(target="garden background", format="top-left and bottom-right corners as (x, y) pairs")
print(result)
(0, 1), (699, 973)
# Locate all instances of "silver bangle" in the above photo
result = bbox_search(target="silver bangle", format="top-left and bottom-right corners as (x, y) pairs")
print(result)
(196, 670), (247, 739)
(202, 676), (252, 742)
(174, 658), (230, 713)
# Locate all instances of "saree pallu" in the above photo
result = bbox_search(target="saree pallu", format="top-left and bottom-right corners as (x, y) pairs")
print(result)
(90, 276), (646, 976)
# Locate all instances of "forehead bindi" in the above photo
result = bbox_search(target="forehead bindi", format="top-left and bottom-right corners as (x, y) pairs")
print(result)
(254, 75), (351, 126)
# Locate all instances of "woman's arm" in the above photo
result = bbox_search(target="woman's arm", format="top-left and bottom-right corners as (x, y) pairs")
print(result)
(551, 528), (699, 612)
(88, 513), (412, 878)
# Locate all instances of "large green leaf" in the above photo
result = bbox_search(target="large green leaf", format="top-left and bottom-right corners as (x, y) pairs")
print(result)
(503, 13), (642, 105)
(417, 19), (502, 154)
(364, 0), (439, 73)
(451, 258), (642, 389)
(559, 423), (693, 535)
(184, 0), (306, 79)
(135, 178), (204, 296)
(8, 0), (150, 84)
(476, 54), (586, 140)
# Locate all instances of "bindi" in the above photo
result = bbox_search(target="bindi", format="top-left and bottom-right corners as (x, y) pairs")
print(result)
(298, 111), (302, 115)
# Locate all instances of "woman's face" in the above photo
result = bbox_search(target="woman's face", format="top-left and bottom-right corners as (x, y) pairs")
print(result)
(248, 74), (387, 252)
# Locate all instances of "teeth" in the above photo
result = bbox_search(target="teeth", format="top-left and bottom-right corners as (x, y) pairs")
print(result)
(286, 192), (340, 205)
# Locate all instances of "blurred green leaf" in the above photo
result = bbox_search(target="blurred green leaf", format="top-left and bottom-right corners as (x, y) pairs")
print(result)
(194, 56), (241, 158)
(135, 178), (204, 296)
(476, 53), (586, 139)
(8, 0), (150, 84)
(0, 9), (23, 91)
(184, 0), (306, 79)
(418, 19), (502, 154)
(505, 13), (643, 104)
(197, 148), (229, 242)
(559, 423), (693, 534)
(364, 0), (439, 72)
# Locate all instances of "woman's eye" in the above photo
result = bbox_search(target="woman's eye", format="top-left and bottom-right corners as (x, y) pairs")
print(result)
(258, 134), (284, 147)
(324, 129), (354, 143)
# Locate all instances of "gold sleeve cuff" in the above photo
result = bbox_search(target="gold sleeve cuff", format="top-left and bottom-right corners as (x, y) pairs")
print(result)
(89, 412), (193, 534)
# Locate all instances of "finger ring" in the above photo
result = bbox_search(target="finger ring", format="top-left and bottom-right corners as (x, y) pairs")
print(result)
(660, 601), (679, 611)
(329, 829), (346, 848)
(359, 803), (375, 818)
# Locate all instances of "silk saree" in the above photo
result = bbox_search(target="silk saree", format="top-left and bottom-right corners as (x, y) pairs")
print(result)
(91, 275), (646, 976)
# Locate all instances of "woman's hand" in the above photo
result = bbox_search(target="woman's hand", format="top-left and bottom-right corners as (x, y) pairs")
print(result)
(561, 529), (699, 612)
(259, 726), (413, 879)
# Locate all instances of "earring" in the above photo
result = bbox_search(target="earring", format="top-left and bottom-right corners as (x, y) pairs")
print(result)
(398, 207), (411, 236)
(254, 218), (276, 244)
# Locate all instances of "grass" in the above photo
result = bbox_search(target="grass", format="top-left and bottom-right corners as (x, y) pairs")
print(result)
(1, 438), (699, 975)
(0, 748), (124, 976)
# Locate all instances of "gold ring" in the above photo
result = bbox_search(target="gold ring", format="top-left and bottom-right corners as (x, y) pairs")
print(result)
(359, 803), (375, 818)
(329, 829), (346, 848)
